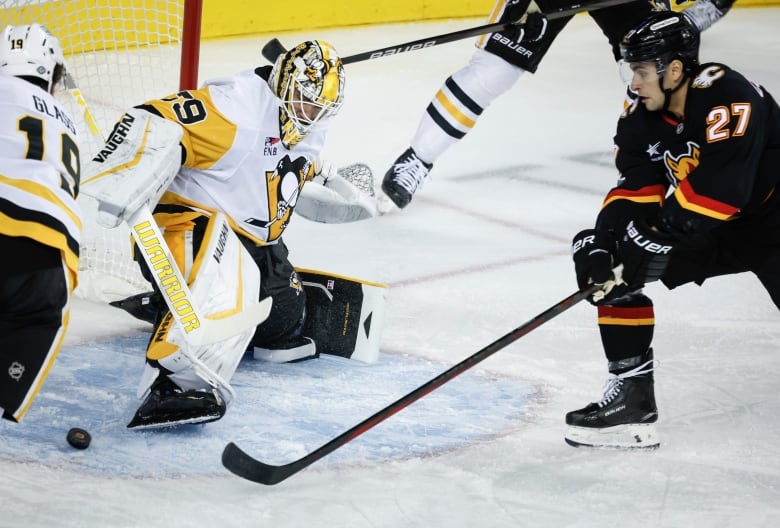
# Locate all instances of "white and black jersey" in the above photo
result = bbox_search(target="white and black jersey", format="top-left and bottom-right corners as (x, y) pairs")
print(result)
(0, 73), (81, 423)
(138, 67), (327, 246)
(0, 74), (81, 276)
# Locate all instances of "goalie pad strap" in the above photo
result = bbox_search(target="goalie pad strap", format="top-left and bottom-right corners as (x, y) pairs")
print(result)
(81, 108), (183, 228)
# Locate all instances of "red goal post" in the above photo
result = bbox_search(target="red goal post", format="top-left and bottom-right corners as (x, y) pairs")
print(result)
(0, 0), (203, 302)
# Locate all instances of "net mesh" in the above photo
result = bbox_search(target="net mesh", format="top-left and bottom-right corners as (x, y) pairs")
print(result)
(1, 0), (188, 302)
(337, 163), (375, 197)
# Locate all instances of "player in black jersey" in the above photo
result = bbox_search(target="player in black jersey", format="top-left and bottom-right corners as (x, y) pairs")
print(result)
(568, 11), (780, 448)
(381, 0), (734, 210)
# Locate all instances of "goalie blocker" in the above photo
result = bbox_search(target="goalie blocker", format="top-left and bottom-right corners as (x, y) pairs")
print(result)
(113, 268), (387, 364)
(80, 107), (183, 229)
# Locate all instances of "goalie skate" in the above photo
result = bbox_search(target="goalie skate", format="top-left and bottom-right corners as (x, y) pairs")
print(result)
(127, 377), (226, 429)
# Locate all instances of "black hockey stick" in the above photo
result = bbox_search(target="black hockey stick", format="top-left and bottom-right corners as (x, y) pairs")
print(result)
(222, 282), (599, 485)
(261, 0), (634, 64)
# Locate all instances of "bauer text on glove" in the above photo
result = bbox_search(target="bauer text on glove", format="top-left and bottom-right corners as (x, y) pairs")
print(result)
(619, 219), (676, 289)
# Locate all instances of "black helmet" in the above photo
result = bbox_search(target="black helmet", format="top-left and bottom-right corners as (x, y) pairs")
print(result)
(620, 12), (700, 76)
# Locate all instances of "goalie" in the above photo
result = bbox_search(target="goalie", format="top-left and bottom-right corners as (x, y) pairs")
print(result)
(82, 40), (381, 429)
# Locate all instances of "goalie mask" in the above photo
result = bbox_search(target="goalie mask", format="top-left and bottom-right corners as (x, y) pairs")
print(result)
(269, 40), (345, 149)
(0, 23), (65, 92)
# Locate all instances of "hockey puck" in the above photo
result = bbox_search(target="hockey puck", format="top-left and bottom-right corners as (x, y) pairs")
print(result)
(66, 427), (91, 449)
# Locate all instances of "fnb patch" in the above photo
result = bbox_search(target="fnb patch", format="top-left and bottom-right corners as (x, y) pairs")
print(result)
(264, 137), (280, 156)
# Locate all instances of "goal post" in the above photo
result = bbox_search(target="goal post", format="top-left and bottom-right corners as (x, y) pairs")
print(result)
(179, 0), (202, 90)
(0, 0), (203, 302)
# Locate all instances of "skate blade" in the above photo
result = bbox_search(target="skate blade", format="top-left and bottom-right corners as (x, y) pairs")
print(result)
(564, 423), (660, 449)
(376, 191), (399, 215)
(126, 412), (223, 430)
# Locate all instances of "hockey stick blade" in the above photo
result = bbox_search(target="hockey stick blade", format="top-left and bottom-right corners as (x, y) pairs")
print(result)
(262, 38), (286, 63)
(221, 282), (600, 485)
(222, 442), (302, 485)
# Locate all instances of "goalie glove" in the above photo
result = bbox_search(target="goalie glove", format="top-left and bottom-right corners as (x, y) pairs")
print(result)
(294, 160), (377, 223)
(572, 228), (627, 305)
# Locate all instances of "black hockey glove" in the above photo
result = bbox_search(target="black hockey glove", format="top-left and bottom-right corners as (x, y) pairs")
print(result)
(505, 12), (548, 44)
(571, 229), (626, 305)
(619, 219), (676, 289)
(521, 12), (548, 43)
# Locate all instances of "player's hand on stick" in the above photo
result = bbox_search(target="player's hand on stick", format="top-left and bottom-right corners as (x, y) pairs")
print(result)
(505, 12), (548, 43)
(619, 219), (676, 290)
(572, 228), (626, 305)
(518, 12), (548, 42)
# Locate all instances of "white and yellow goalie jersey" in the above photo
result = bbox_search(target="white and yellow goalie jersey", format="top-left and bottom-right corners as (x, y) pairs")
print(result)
(0, 75), (82, 279)
(140, 68), (327, 246)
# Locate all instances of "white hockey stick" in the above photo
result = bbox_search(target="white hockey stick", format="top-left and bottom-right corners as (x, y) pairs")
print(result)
(128, 204), (272, 347)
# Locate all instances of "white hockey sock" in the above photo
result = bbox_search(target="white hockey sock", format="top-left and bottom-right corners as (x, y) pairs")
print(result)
(411, 48), (525, 163)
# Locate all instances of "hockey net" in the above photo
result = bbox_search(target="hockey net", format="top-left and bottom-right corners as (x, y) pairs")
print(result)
(0, 0), (201, 302)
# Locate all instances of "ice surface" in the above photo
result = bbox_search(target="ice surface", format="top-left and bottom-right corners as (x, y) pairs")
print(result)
(2, 9), (779, 528)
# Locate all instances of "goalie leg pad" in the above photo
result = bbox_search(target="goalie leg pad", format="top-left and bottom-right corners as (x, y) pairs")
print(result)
(296, 268), (388, 364)
(80, 108), (183, 229)
(139, 212), (262, 404)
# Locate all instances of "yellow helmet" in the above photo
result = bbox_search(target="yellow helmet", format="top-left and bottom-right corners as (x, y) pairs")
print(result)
(269, 40), (345, 149)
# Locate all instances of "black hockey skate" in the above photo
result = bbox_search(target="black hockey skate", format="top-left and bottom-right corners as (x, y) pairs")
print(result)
(565, 349), (659, 449)
(381, 147), (433, 208)
(127, 376), (226, 429)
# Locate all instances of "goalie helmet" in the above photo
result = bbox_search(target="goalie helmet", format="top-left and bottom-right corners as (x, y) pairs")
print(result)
(620, 12), (700, 77)
(0, 23), (65, 92)
(268, 40), (345, 149)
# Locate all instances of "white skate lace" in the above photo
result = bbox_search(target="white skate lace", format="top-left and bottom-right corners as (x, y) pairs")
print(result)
(392, 154), (430, 194)
(596, 359), (656, 408)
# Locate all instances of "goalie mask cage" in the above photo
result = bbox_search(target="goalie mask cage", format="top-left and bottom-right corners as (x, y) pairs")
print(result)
(0, 0), (202, 302)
